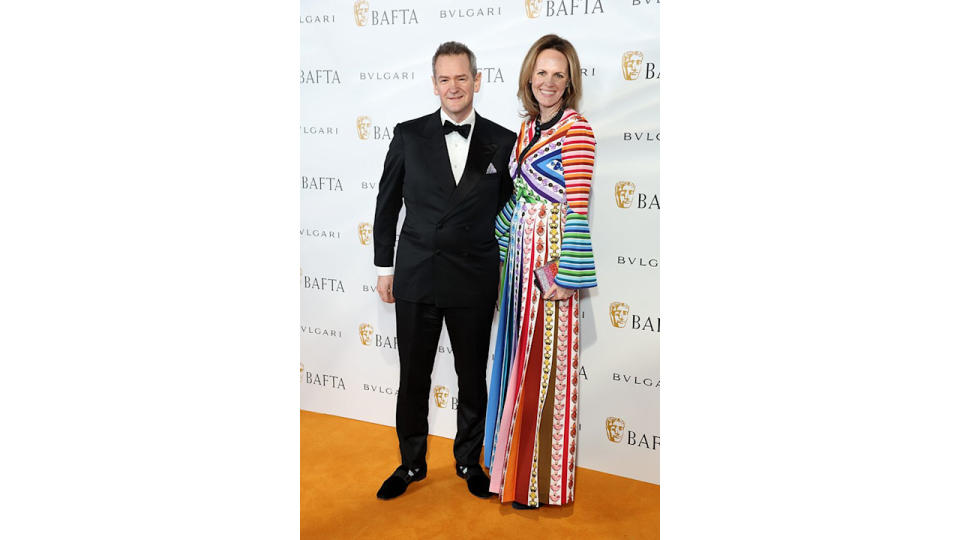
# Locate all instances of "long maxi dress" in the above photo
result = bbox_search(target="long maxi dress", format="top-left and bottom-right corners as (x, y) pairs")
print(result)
(483, 109), (598, 507)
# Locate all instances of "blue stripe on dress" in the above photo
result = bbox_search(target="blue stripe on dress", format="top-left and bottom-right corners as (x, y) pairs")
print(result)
(484, 205), (523, 468)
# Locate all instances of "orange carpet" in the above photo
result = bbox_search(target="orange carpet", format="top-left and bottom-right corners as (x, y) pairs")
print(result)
(301, 410), (659, 539)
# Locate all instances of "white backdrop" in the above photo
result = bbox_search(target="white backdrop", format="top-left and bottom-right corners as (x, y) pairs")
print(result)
(300, 0), (659, 484)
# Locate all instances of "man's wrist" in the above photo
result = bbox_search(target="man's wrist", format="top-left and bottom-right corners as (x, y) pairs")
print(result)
(376, 265), (395, 277)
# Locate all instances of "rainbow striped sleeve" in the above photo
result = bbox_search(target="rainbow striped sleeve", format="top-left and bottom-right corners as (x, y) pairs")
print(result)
(556, 117), (598, 289)
(495, 193), (516, 263)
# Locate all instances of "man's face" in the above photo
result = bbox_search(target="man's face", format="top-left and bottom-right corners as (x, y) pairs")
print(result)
(432, 54), (481, 123)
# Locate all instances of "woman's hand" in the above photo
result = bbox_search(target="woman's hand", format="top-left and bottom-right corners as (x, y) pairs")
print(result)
(545, 283), (575, 301)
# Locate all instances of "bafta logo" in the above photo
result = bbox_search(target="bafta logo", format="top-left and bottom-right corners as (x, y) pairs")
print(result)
(609, 302), (630, 328)
(358, 222), (373, 246)
(433, 385), (450, 408)
(621, 51), (644, 81)
(524, 0), (542, 18)
(300, 362), (304, 382)
(605, 417), (626, 443)
(356, 116), (372, 140)
(359, 323), (374, 346)
(353, 0), (370, 26)
(614, 181), (636, 208)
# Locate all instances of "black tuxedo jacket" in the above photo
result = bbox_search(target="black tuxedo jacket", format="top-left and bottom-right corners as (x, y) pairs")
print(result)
(374, 110), (516, 307)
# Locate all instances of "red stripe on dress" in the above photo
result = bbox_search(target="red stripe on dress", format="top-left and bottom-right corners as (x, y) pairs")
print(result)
(501, 217), (537, 502)
(514, 305), (545, 503)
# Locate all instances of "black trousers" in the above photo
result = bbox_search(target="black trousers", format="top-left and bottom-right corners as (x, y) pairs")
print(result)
(394, 299), (494, 470)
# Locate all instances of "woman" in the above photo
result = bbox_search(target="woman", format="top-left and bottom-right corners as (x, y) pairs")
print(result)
(483, 34), (598, 509)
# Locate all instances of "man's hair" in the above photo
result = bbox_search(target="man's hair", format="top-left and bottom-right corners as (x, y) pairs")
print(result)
(432, 41), (478, 78)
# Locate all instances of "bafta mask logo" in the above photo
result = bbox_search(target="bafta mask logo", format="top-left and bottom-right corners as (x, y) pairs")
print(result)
(353, 0), (370, 26)
(605, 417), (626, 443)
(359, 323), (374, 346)
(609, 302), (630, 328)
(614, 181), (636, 208)
(622, 51), (645, 81)
(300, 362), (304, 382)
(356, 116), (372, 140)
(433, 385), (450, 408)
(524, 0), (543, 18)
(358, 222), (373, 246)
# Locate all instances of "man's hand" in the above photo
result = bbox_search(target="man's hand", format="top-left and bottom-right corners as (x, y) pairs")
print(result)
(377, 275), (396, 304)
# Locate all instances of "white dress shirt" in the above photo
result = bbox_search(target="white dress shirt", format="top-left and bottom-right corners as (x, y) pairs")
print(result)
(440, 108), (475, 186)
(376, 108), (475, 277)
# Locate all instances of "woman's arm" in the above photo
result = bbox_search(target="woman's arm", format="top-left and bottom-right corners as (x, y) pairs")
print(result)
(555, 116), (598, 290)
(495, 193), (517, 264)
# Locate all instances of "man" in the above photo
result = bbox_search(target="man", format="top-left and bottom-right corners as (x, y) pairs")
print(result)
(373, 42), (515, 500)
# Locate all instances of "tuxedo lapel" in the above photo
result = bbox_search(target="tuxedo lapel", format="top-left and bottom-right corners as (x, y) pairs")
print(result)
(442, 115), (497, 219)
(420, 110), (458, 196)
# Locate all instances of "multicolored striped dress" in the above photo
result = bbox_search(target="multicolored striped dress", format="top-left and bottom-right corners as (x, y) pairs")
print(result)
(483, 109), (597, 507)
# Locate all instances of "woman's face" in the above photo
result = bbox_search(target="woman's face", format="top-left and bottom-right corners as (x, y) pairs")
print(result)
(530, 49), (569, 114)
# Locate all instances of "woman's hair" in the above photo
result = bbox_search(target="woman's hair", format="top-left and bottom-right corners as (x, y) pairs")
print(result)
(517, 34), (583, 120)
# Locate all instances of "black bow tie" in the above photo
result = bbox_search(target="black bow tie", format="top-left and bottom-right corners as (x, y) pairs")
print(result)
(442, 120), (471, 139)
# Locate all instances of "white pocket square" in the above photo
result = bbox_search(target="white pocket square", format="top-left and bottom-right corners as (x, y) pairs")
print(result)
(485, 163), (498, 174)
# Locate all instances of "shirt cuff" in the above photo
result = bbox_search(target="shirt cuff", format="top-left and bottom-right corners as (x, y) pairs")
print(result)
(376, 266), (395, 276)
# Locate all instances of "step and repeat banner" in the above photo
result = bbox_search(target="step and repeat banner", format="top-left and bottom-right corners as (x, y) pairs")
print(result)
(301, 0), (659, 484)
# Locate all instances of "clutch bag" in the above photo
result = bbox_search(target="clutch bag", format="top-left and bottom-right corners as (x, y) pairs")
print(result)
(533, 259), (559, 293)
